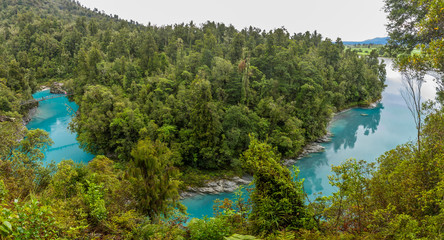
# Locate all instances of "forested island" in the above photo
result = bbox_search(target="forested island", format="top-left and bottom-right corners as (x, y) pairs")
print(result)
(0, 0), (443, 239)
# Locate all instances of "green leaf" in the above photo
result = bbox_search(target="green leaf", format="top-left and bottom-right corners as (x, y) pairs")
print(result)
(3, 220), (12, 231)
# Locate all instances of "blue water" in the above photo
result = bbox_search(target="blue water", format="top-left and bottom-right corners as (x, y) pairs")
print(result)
(27, 90), (94, 164)
(182, 59), (438, 219)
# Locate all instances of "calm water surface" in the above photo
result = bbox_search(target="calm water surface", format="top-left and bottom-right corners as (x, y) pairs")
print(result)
(182, 58), (437, 219)
(27, 90), (94, 164)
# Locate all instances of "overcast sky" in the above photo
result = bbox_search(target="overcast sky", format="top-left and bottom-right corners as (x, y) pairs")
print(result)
(76, 0), (388, 41)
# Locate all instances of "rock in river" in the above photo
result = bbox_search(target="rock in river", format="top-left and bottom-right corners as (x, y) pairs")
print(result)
(180, 176), (252, 199)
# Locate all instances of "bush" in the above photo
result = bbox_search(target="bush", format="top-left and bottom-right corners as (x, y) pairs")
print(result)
(82, 179), (107, 224)
(133, 218), (185, 240)
(0, 197), (59, 239)
(188, 216), (233, 240)
(224, 234), (258, 239)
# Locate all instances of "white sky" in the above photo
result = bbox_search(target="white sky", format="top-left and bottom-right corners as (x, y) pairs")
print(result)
(76, 0), (388, 41)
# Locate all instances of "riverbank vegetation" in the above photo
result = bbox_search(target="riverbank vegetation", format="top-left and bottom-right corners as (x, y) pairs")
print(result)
(1, 0), (442, 239)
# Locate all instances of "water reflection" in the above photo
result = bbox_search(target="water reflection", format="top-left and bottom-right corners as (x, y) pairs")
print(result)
(297, 151), (328, 195)
(333, 104), (383, 151)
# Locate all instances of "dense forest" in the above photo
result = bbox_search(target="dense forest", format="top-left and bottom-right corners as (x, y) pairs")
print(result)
(0, 0), (386, 170)
(0, 0), (442, 239)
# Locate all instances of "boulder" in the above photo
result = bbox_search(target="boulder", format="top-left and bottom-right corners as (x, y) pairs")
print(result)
(180, 175), (253, 199)
(50, 82), (65, 94)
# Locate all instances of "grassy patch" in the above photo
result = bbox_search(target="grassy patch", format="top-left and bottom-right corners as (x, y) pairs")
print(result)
(345, 45), (384, 56)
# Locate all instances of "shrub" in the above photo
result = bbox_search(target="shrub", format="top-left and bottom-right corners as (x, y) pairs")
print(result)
(188, 216), (233, 240)
(0, 197), (59, 239)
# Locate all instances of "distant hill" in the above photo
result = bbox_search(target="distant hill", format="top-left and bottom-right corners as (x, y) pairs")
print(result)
(343, 37), (389, 45)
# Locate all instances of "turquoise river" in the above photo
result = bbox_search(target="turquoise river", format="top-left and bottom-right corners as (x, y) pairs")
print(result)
(27, 91), (94, 164)
(27, 59), (437, 220)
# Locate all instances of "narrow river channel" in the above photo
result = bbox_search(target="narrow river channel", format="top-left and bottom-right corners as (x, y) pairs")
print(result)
(27, 90), (94, 164)
(27, 58), (437, 220)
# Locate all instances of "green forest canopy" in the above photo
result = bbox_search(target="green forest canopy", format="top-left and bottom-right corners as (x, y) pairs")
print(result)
(0, 0), (386, 171)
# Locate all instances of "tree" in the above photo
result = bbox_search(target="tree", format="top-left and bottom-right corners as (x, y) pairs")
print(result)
(239, 50), (251, 106)
(418, 0), (444, 87)
(222, 105), (260, 162)
(130, 138), (180, 222)
(0, 128), (53, 201)
(70, 85), (116, 157)
(385, 0), (444, 87)
(0, 115), (24, 161)
(400, 67), (425, 152)
(188, 77), (223, 169)
(230, 33), (245, 63)
(0, 197), (60, 239)
(384, 0), (444, 153)
(241, 136), (311, 234)
(383, 0), (428, 54)
(325, 159), (374, 234)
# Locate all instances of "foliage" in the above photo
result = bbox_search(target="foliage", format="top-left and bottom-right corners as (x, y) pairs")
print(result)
(312, 103), (444, 239)
(241, 136), (312, 235)
(82, 179), (108, 223)
(130, 138), (181, 221)
(0, 197), (59, 239)
(224, 234), (258, 240)
(0, 129), (53, 200)
(324, 159), (374, 234)
(385, 0), (444, 81)
(188, 216), (233, 240)
(134, 220), (186, 240)
(132, 207), (187, 240)
(212, 186), (252, 234)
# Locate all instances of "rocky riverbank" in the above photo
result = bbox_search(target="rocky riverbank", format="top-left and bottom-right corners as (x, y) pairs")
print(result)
(22, 103), (39, 125)
(50, 82), (66, 94)
(22, 85), (62, 125)
(365, 101), (379, 109)
(180, 101), (381, 199)
(282, 131), (333, 166)
(180, 176), (253, 199)
(180, 131), (333, 199)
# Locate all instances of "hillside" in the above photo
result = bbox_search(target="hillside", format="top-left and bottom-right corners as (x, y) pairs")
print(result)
(343, 37), (389, 45)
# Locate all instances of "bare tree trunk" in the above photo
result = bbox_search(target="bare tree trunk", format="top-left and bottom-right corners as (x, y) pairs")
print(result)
(400, 69), (425, 152)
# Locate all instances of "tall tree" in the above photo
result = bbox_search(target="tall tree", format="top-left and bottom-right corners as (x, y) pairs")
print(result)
(130, 138), (180, 222)
(188, 77), (223, 168)
(241, 136), (311, 234)
(400, 68), (425, 152)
